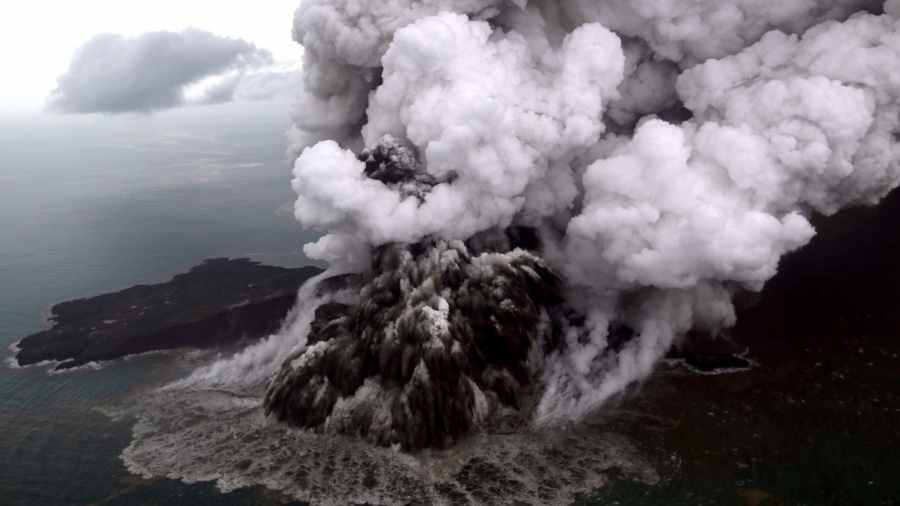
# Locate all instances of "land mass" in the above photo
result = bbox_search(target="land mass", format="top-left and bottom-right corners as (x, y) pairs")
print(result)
(584, 188), (900, 505)
(13, 258), (322, 371)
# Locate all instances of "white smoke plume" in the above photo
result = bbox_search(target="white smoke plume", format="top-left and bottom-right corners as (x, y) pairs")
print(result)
(172, 269), (352, 390)
(277, 0), (900, 425)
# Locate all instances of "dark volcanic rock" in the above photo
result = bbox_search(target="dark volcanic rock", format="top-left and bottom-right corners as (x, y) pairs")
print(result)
(359, 135), (455, 201)
(591, 189), (900, 505)
(14, 258), (322, 370)
(666, 331), (752, 373)
(264, 231), (563, 450)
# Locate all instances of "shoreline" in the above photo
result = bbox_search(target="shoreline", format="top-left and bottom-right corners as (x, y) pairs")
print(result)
(11, 258), (322, 372)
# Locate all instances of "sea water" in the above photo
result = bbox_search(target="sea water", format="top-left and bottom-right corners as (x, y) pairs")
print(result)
(0, 103), (317, 505)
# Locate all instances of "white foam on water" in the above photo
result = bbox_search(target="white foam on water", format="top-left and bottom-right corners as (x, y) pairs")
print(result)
(119, 383), (658, 505)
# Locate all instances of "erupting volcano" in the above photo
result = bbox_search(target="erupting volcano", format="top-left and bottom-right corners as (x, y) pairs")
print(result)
(123, 0), (900, 503)
(265, 0), (900, 446)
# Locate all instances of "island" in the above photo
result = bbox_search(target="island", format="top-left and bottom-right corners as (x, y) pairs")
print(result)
(12, 258), (322, 371)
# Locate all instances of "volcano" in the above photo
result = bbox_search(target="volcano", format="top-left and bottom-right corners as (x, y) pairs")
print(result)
(265, 144), (567, 448)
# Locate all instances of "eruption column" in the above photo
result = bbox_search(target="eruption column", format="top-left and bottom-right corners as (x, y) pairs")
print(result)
(270, 0), (900, 446)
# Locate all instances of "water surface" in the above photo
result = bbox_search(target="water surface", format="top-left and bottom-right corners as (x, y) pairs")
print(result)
(0, 104), (317, 505)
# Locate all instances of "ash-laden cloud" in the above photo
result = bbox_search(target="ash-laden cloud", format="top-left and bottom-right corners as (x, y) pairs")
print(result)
(174, 0), (900, 454)
(48, 29), (284, 113)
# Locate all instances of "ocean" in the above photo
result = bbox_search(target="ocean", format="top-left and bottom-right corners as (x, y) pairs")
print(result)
(0, 103), (318, 505)
(5, 103), (894, 506)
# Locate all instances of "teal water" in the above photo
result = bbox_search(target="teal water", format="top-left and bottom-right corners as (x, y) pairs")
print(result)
(0, 104), (318, 505)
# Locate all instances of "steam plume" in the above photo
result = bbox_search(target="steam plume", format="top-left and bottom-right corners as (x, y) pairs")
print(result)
(115, 2), (900, 502)
(205, 0), (900, 444)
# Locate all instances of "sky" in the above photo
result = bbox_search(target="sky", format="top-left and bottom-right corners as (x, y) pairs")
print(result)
(0, 1), (303, 115)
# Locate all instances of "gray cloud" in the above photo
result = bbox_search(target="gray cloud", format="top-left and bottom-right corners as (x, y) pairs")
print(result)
(49, 29), (273, 113)
(231, 68), (302, 102)
(195, 66), (302, 106)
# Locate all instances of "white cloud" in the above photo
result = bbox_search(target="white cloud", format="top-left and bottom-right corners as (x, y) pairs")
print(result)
(48, 30), (276, 113)
(0, 0), (302, 113)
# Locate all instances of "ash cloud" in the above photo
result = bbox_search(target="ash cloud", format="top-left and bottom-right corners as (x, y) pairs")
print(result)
(48, 29), (279, 113)
(185, 0), (900, 451)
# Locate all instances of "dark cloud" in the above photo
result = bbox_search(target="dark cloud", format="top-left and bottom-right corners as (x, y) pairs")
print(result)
(48, 29), (274, 113)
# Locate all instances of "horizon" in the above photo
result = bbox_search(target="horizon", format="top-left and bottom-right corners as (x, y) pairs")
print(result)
(1, 1), (302, 115)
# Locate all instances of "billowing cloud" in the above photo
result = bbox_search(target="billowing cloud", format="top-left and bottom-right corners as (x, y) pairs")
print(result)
(48, 29), (276, 113)
(193, 65), (303, 105)
(117, 1), (900, 502)
(281, 1), (900, 425)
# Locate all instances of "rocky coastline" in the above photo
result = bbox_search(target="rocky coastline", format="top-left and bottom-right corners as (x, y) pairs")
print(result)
(11, 258), (322, 371)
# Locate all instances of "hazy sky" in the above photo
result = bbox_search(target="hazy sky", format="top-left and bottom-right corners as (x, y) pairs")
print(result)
(1, 1), (302, 114)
